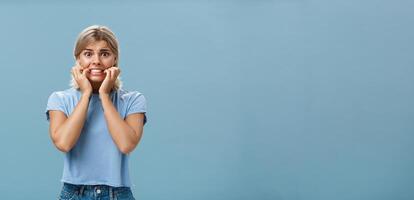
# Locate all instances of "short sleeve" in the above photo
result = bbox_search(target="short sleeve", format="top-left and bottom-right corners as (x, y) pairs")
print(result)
(126, 92), (147, 125)
(45, 92), (67, 121)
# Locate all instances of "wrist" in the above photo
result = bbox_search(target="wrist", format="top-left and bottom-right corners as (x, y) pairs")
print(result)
(81, 93), (92, 101)
(99, 93), (110, 99)
(81, 88), (92, 95)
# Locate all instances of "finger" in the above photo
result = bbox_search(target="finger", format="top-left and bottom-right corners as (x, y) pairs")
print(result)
(72, 67), (78, 80)
(104, 69), (110, 80)
(76, 61), (85, 70)
(108, 69), (113, 80)
(81, 67), (88, 76)
(74, 62), (81, 71)
(78, 66), (86, 78)
(75, 67), (82, 80)
(112, 68), (119, 80)
(85, 68), (91, 76)
(79, 66), (85, 76)
(109, 68), (115, 80)
(113, 67), (120, 76)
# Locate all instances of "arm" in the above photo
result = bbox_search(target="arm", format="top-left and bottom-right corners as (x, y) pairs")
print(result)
(49, 93), (91, 153)
(48, 64), (93, 152)
(100, 93), (145, 154)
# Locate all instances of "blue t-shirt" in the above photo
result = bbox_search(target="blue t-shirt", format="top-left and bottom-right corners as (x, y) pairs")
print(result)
(45, 87), (147, 187)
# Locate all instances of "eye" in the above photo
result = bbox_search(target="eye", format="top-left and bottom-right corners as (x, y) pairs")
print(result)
(84, 52), (92, 57)
(101, 52), (111, 57)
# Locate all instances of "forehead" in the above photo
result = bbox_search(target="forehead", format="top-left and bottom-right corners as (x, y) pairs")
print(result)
(84, 40), (110, 51)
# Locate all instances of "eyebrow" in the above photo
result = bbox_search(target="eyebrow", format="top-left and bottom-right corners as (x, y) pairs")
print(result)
(84, 48), (111, 52)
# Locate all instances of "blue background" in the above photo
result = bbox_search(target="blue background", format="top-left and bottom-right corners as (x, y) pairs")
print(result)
(0, 0), (413, 199)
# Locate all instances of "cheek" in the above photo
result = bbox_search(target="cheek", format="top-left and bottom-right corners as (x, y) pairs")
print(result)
(79, 57), (90, 67)
(102, 57), (116, 66)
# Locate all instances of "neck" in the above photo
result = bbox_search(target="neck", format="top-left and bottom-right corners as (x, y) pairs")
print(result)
(91, 82), (102, 94)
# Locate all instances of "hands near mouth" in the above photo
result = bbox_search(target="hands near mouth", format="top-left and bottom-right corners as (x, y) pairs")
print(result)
(72, 62), (120, 96)
(99, 66), (121, 95)
(72, 62), (92, 95)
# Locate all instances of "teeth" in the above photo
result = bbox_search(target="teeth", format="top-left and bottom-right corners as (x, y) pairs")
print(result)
(91, 69), (103, 73)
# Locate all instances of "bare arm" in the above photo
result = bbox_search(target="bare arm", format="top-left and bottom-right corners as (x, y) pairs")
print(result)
(49, 92), (91, 153)
(100, 93), (145, 154)
(48, 64), (93, 152)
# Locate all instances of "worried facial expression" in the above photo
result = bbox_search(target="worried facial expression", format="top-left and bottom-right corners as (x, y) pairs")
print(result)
(77, 40), (117, 83)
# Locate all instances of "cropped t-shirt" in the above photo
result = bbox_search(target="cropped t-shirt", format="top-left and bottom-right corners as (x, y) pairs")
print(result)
(45, 87), (147, 187)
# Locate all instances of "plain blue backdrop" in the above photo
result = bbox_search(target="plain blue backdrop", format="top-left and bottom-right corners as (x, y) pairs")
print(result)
(0, 0), (413, 199)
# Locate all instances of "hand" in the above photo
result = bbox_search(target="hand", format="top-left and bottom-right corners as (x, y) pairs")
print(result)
(71, 62), (92, 95)
(99, 66), (121, 95)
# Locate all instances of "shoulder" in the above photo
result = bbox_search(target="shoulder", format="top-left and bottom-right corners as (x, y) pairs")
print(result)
(45, 88), (79, 113)
(117, 88), (145, 100)
(47, 88), (80, 101)
(117, 88), (147, 114)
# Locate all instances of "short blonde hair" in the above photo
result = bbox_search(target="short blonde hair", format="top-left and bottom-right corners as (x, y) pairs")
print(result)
(70, 25), (122, 90)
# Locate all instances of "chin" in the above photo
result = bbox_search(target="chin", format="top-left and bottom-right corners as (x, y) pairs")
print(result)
(91, 78), (104, 82)
(88, 76), (105, 82)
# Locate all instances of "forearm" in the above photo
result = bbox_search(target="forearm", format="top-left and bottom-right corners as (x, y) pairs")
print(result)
(100, 94), (138, 154)
(54, 93), (91, 152)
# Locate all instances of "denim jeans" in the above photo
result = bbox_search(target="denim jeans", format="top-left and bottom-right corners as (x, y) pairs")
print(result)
(58, 182), (136, 200)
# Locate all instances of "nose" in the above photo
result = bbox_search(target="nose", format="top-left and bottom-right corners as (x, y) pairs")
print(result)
(91, 54), (101, 66)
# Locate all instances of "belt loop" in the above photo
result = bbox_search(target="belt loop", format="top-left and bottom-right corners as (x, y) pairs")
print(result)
(79, 185), (85, 196)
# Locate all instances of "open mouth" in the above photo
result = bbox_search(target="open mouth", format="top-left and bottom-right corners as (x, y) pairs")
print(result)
(90, 69), (105, 76)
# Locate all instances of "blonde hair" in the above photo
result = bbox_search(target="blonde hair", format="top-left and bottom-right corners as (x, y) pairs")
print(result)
(70, 25), (122, 90)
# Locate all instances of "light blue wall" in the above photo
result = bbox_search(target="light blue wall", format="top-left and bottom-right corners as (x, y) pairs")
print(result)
(0, 1), (413, 199)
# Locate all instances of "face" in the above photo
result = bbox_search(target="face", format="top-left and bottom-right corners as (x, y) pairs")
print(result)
(77, 40), (117, 83)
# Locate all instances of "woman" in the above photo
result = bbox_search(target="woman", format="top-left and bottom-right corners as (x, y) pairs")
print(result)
(45, 25), (147, 200)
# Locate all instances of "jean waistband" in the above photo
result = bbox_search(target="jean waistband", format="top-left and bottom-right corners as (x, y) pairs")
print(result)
(63, 182), (130, 196)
